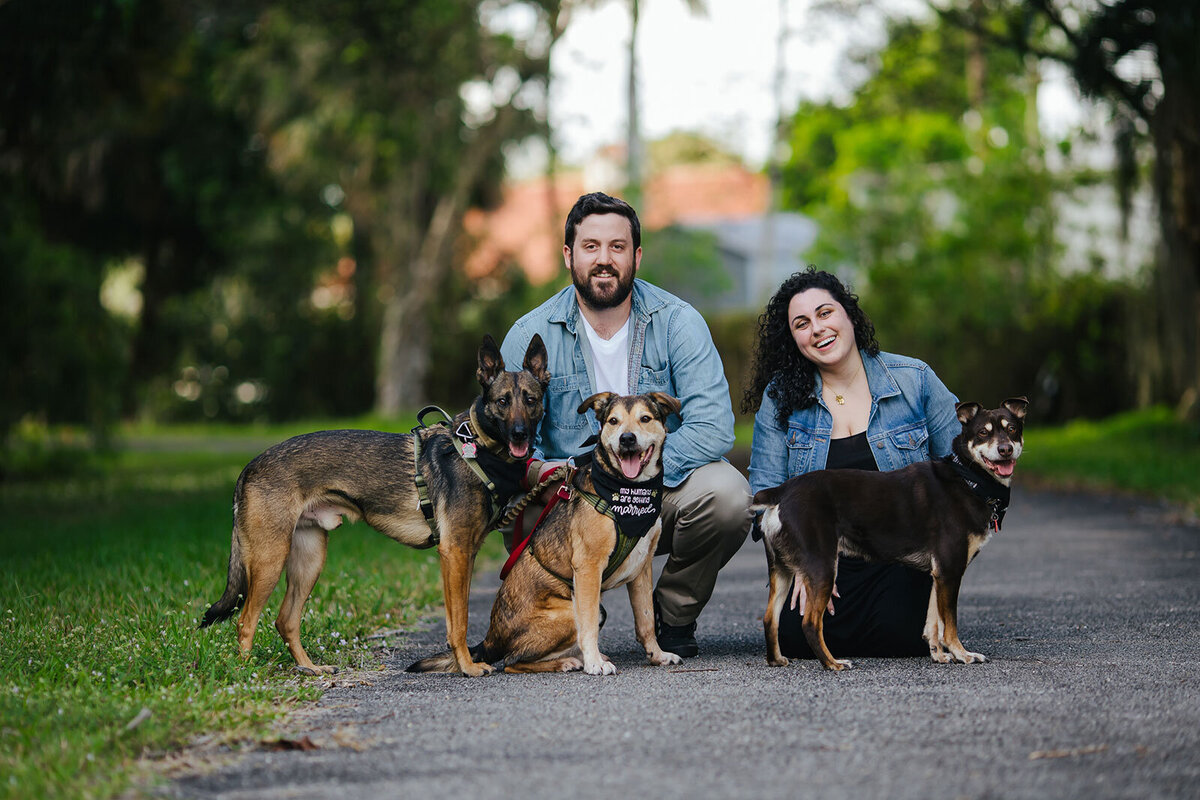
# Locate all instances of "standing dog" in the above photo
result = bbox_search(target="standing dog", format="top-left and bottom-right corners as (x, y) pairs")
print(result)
(408, 392), (683, 675)
(753, 397), (1027, 671)
(199, 335), (549, 677)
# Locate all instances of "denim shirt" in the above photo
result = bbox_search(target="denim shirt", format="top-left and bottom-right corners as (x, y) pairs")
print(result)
(748, 350), (959, 495)
(501, 279), (735, 488)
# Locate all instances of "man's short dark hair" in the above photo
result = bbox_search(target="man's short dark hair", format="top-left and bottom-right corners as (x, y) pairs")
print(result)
(564, 192), (641, 251)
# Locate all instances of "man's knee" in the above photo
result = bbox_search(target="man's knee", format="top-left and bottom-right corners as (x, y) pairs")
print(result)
(664, 461), (752, 547)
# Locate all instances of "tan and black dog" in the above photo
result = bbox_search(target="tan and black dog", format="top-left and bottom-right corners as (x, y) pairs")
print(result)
(199, 334), (549, 677)
(408, 392), (684, 675)
(753, 397), (1027, 671)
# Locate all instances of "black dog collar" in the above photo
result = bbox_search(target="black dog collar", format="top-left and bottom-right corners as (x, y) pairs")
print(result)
(942, 451), (1011, 530)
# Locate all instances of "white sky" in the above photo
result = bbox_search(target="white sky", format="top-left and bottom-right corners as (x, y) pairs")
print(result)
(537, 0), (1084, 171)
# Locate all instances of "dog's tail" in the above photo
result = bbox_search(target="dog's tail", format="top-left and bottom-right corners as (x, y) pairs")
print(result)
(199, 514), (248, 629)
(405, 642), (493, 673)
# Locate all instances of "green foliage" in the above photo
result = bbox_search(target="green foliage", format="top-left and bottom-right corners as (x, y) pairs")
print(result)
(638, 226), (732, 304)
(0, 187), (126, 445)
(0, 429), (500, 799)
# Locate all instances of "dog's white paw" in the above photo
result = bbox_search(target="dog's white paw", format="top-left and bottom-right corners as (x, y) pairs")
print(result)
(953, 650), (988, 664)
(649, 650), (682, 666)
(826, 658), (852, 671)
(584, 659), (618, 675)
(559, 657), (584, 672)
(929, 649), (952, 664)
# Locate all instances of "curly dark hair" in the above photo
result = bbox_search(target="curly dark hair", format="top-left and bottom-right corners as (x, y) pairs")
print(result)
(741, 267), (880, 427)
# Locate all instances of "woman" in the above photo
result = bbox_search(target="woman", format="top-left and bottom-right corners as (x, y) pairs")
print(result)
(743, 267), (960, 658)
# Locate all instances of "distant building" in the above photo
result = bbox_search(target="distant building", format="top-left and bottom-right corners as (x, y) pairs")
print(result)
(463, 154), (817, 312)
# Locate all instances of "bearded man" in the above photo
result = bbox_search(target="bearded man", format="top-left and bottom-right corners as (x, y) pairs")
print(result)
(500, 192), (751, 658)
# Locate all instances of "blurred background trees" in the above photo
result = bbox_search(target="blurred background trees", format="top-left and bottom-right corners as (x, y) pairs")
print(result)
(1, 0), (1195, 472)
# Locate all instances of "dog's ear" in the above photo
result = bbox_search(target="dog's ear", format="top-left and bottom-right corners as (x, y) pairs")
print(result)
(956, 401), (981, 425)
(578, 392), (616, 418)
(646, 392), (682, 421)
(523, 334), (550, 388)
(1002, 396), (1028, 419)
(477, 334), (506, 388)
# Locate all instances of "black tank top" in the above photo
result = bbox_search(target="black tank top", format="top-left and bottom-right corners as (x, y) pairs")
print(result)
(826, 432), (877, 472)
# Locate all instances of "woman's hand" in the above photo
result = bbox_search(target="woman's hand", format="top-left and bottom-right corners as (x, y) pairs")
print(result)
(790, 577), (839, 616)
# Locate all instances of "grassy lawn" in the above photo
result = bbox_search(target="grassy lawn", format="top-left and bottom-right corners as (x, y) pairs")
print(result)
(1018, 406), (1200, 515)
(0, 416), (504, 800)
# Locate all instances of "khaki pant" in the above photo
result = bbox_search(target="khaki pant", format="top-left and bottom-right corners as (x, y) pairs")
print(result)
(654, 460), (752, 626)
(506, 460), (752, 628)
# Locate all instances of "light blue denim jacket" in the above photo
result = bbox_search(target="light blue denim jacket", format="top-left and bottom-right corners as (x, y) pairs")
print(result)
(501, 279), (735, 488)
(748, 350), (959, 495)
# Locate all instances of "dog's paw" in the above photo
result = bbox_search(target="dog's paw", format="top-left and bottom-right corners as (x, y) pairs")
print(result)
(825, 658), (852, 671)
(953, 650), (988, 664)
(294, 664), (338, 677)
(559, 657), (584, 672)
(460, 660), (497, 677)
(649, 650), (683, 666)
(929, 649), (952, 664)
(767, 655), (789, 667)
(584, 659), (618, 676)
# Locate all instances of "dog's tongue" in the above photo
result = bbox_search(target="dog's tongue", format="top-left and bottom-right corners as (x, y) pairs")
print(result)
(993, 460), (1015, 477)
(619, 454), (642, 480)
(509, 441), (529, 459)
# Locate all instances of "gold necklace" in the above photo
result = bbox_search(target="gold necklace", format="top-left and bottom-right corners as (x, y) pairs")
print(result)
(822, 362), (863, 406)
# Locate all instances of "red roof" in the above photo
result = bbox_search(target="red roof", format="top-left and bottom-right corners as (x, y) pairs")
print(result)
(464, 162), (768, 284)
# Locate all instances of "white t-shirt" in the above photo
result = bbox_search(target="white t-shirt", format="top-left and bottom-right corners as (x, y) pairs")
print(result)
(579, 313), (631, 396)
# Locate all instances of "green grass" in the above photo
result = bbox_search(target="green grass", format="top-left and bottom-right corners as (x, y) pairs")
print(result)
(1019, 406), (1200, 514)
(736, 406), (1200, 514)
(0, 419), (504, 800)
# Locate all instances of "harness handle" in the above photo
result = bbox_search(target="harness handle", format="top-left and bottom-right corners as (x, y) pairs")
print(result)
(413, 405), (453, 432)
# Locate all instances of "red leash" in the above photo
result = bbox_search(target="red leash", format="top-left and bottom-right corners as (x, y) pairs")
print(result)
(500, 479), (571, 579)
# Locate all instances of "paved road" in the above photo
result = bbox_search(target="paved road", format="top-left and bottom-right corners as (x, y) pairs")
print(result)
(165, 487), (1200, 799)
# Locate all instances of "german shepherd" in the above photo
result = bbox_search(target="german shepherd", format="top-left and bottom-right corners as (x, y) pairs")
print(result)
(199, 335), (549, 677)
(408, 392), (684, 675)
(753, 398), (1027, 671)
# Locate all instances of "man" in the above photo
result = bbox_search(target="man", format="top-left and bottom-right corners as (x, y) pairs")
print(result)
(500, 191), (751, 657)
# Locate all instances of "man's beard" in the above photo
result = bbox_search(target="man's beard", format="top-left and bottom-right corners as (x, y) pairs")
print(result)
(570, 255), (635, 310)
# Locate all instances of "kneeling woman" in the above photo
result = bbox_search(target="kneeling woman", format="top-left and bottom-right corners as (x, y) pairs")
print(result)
(744, 267), (959, 657)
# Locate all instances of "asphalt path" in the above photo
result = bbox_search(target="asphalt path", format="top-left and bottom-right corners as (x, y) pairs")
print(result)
(163, 486), (1200, 799)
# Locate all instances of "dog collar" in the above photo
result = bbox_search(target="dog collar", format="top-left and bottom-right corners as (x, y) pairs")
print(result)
(942, 451), (1010, 530)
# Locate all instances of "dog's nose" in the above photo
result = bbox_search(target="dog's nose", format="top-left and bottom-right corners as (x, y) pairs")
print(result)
(511, 425), (528, 442)
(619, 432), (637, 449)
(998, 442), (1013, 458)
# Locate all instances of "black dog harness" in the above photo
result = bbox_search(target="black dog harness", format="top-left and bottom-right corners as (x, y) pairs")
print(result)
(942, 451), (1011, 531)
(411, 405), (527, 545)
(500, 448), (664, 584)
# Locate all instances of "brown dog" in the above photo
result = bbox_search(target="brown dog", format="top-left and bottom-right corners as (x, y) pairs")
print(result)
(200, 335), (549, 676)
(408, 392), (684, 675)
(753, 398), (1027, 670)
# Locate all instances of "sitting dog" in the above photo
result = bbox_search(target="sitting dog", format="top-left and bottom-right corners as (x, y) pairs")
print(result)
(199, 335), (549, 677)
(752, 397), (1027, 671)
(408, 392), (684, 675)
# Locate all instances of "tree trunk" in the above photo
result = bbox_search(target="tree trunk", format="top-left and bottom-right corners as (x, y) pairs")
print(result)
(1150, 67), (1200, 419)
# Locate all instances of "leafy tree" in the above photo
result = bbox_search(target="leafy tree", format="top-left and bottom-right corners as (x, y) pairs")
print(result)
(783, 16), (1064, 404)
(938, 0), (1200, 417)
(219, 1), (565, 414)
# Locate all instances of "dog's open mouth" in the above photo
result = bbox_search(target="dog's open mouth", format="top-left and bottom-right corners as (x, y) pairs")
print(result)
(982, 456), (1015, 478)
(509, 441), (530, 459)
(616, 443), (654, 480)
